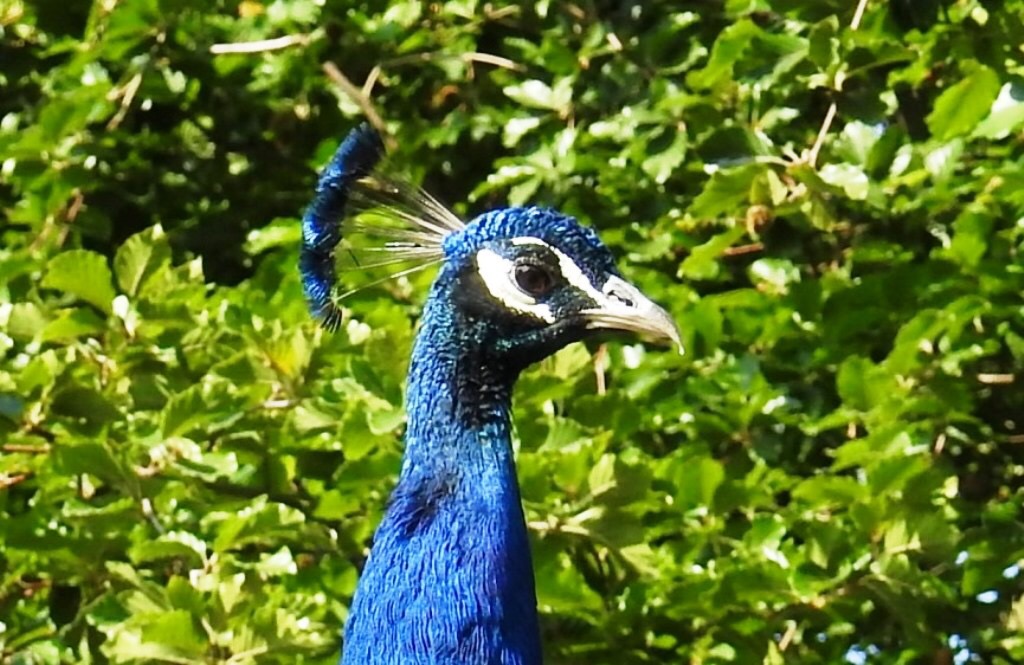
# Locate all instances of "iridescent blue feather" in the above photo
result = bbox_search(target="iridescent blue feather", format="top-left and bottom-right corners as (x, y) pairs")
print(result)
(300, 125), (463, 328)
(300, 124), (386, 330)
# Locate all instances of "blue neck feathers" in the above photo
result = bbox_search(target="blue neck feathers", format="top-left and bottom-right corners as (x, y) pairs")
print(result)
(341, 272), (542, 665)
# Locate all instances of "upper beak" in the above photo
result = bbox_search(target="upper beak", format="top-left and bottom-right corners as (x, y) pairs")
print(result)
(580, 275), (683, 353)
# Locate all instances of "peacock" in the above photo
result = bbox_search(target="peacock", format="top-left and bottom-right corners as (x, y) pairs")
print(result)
(300, 124), (679, 665)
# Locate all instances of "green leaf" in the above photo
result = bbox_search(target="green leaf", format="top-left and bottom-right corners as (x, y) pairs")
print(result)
(6, 302), (49, 340)
(160, 382), (243, 438)
(687, 19), (760, 89)
(807, 16), (839, 69)
(973, 82), (1024, 139)
(42, 250), (117, 314)
(948, 208), (994, 267)
(40, 307), (106, 341)
(679, 226), (745, 280)
(792, 476), (866, 505)
(130, 531), (208, 566)
(54, 442), (124, 484)
(927, 66), (1001, 140)
(689, 164), (764, 219)
(669, 454), (725, 510)
(835, 355), (905, 413)
(834, 121), (880, 166)
(503, 78), (572, 113)
(139, 610), (207, 658)
(818, 163), (869, 200)
(114, 225), (171, 296)
(837, 356), (871, 411)
(748, 258), (800, 294)
(244, 218), (302, 255)
(641, 129), (688, 184)
(924, 139), (964, 181)
(51, 387), (122, 426)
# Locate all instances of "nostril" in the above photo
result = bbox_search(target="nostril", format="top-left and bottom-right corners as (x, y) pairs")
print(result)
(608, 289), (634, 307)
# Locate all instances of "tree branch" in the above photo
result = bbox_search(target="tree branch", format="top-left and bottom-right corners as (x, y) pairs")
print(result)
(210, 34), (311, 55)
(322, 61), (392, 148)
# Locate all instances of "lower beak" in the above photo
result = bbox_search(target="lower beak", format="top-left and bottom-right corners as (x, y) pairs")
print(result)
(580, 276), (682, 353)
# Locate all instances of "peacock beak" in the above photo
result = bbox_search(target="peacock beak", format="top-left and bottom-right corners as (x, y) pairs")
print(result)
(580, 275), (683, 353)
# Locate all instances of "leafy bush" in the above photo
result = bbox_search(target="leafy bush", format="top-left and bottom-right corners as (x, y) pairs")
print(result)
(2, 1), (1023, 663)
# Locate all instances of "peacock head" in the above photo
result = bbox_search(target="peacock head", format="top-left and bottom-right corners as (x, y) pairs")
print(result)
(431, 205), (680, 368)
(301, 124), (679, 368)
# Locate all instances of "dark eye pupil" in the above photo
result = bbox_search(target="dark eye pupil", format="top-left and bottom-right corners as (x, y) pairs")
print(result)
(515, 264), (554, 296)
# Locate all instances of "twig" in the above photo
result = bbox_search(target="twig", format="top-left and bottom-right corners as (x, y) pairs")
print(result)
(526, 520), (592, 538)
(55, 189), (85, 247)
(850, 0), (870, 29)
(349, 51), (523, 120)
(226, 646), (270, 663)
(722, 242), (764, 257)
(803, 0), (871, 167)
(777, 620), (798, 651)
(381, 51), (524, 72)
(106, 71), (143, 130)
(2, 444), (51, 454)
(806, 101), (837, 168)
(0, 473), (29, 489)
(362, 65), (382, 97)
(140, 496), (166, 535)
(322, 61), (392, 147)
(593, 344), (608, 396)
(29, 190), (84, 251)
(977, 373), (1014, 385)
(210, 34), (311, 55)
(482, 5), (520, 21)
(459, 52), (523, 71)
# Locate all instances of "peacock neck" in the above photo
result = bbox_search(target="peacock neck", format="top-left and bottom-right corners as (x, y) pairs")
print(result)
(340, 291), (542, 664)
(403, 299), (519, 474)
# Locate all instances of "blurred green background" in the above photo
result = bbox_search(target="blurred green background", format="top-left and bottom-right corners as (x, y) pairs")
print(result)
(2, 1), (1023, 663)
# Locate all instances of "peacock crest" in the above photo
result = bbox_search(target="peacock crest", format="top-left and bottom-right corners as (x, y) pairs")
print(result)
(300, 124), (463, 329)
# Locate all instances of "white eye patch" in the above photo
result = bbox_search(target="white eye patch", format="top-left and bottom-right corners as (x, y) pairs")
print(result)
(475, 248), (555, 323)
(475, 236), (626, 324)
(509, 237), (606, 302)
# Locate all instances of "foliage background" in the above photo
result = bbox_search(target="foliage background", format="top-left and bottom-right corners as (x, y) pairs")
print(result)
(2, 0), (1024, 663)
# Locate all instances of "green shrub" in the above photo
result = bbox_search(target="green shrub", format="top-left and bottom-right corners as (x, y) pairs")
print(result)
(2, 1), (1023, 662)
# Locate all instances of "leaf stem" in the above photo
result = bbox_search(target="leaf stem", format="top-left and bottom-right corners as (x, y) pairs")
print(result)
(805, 0), (871, 167)
(209, 33), (312, 55)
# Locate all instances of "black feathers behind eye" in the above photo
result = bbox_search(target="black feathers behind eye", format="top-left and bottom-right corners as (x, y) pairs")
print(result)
(514, 262), (555, 297)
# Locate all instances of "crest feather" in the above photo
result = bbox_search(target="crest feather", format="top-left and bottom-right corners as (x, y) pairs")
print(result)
(300, 124), (463, 329)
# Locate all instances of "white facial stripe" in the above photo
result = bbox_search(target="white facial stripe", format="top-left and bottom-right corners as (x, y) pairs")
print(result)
(475, 248), (555, 323)
(510, 236), (615, 308)
(501, 237), (680, 347)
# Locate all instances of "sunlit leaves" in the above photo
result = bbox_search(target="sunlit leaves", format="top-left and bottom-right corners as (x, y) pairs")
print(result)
(3, 0), (1024, 664)
(974, 82), (1024, 139)
(689, 165), (765, 220)
(114, 225), (171, 296)
(41, 250), (117, 314)
(503, 78), (573, 115)
(926, 66), (1001, 141)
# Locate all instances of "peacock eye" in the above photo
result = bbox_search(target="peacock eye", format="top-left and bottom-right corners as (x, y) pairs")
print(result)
(514, 262), (555, 297)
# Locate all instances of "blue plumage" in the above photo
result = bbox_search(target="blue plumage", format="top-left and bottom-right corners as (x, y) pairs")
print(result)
(300, 125), (385, 330)
(302, 125), (679, 664)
